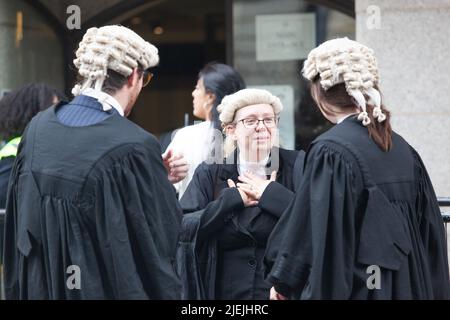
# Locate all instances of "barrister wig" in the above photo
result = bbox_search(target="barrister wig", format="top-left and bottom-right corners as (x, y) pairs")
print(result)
(303, 37), (385, 126)
(217, 88), (283, 126)
(72, 25), (159, 96)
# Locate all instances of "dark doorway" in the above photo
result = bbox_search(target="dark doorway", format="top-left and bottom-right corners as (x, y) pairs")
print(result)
(120, 0), (226, 139)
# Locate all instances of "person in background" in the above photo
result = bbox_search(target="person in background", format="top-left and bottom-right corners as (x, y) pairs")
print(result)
(0, 83), (66, 267)
(0, 83), (66, 209)
(164, 62), (246, 198)
(265, 38), (449, 300)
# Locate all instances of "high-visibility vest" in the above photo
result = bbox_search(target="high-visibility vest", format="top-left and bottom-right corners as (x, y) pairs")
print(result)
(0, 137), (21, 160)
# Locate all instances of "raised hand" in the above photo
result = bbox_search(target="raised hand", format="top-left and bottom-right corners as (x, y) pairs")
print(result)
(162, 149), (189, 184)
(227, 179), (258, 207)
(236, 170), (277, 201)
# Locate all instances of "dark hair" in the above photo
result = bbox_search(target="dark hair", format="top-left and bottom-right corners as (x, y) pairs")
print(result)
(101, 66), (144, 95)
(0, 83), (67, 141)
(310, 77), (393, 152)
(199, 62), (246, 130)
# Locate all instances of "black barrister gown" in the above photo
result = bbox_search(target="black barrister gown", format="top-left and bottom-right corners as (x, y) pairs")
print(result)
(3, 106), (182, 299)
(177, 148), (303, 299)
(265, 116), (450, 299)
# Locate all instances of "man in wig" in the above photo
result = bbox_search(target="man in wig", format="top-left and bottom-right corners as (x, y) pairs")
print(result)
(3, 25), (182, 299)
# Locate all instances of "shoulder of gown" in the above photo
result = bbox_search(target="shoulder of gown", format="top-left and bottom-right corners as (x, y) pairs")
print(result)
(265, 140), (364, 298)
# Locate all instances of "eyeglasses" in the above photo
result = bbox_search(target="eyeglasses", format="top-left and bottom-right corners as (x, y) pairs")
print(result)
(236, 117), (279, 129)
(142, 69), (153, 87)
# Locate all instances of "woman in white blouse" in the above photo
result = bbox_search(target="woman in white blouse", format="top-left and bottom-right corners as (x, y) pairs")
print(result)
(165, 62), (245, 198)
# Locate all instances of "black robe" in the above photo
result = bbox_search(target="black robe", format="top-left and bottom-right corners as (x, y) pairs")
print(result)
(0, 156), (14, 265)
(265, 116), (450, 299)
(0, 156), (14, 209)
(3, 105), (182, 299)
(177, 148), (303, 299)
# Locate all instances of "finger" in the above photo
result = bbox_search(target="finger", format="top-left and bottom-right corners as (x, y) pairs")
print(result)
(277, 293), (288, 300)
(170, 158), (188, 168)
(236, 182), (251, 188)
(238, 175), (252, 184)
(248, 201), (258, 206)
(270, 171), (277, 181)
(168, 176), (181, 183)
(171, 166), (189, 176)
(169, 175), (186, 183)
(166, 152), (185, 164)
(170, 153), (184, 161)
(270, 287), (277, 300)
(237, 184), (259, 199)
(171, 164), (189, 172)
(237, 183), (255, 192)
(236, 183), (253, 191)
(162, 149), (172, 160)
(227, 179), (236, 188)
(270, 287), (284, 300)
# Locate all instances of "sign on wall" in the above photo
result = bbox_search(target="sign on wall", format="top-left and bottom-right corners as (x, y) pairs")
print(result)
(255, 13), (316, 62)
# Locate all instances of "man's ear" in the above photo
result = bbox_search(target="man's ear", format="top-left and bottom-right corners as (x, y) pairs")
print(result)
(127, 68), (140, 87)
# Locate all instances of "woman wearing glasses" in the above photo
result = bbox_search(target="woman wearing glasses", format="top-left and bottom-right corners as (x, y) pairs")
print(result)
(177, 88), (305, 300)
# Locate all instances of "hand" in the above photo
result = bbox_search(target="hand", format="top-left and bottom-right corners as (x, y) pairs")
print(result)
(227, 179), (258, 207)
(270, 286), (288, 300)
(162, 149), (189, 184)
(236, 171), (277, 201)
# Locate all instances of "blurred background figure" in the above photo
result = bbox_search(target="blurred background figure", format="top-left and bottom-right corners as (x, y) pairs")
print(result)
(164, 62), (246, 198)
(0, 83), (66, 209)
(0, 83), (65, 270)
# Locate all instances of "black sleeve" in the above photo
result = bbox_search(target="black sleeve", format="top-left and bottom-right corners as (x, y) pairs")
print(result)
(91, 142), (183, 299)
(3, 125), (29, 299)
(180, 163), (244, 242)
(2, 151), (23, 299)
(265, 142), (360, 299)
(412, 147), (450, 299)
(258, 182), (294, 218)
(0, 157), (15, 209)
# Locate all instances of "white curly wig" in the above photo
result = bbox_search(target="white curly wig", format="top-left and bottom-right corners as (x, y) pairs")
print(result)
(303, 37), (384, 126)
(72, 25), (159, 96)
(217, 88), (283, 126)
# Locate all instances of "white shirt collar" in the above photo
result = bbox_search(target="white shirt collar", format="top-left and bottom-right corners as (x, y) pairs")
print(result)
(81, 88), (125, 117)
(237, 152), (270, 179)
